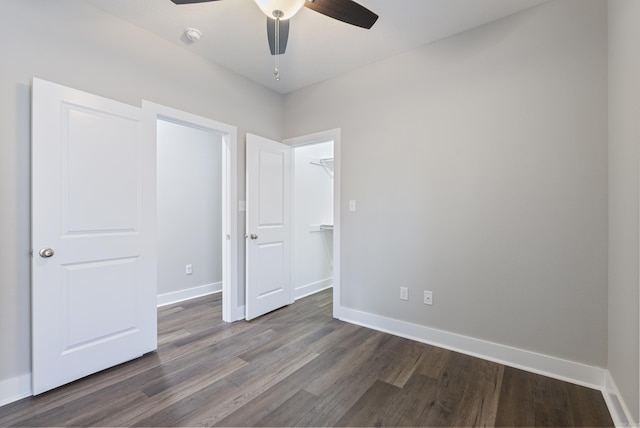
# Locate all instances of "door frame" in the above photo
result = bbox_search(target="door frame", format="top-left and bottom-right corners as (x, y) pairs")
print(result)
(142, 101), (241, 322)
(284, 129), (341, 318)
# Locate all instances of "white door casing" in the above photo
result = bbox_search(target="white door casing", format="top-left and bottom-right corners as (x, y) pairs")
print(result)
(245, 134), (292, 320)
(31, 78), (157, 394)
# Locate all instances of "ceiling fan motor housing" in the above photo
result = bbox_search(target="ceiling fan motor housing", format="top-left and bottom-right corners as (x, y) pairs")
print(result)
(253, 0), (306, 19)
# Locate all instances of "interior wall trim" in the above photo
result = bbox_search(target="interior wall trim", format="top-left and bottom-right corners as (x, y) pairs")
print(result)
(603, 372), (636, 427)
(0, 374), (31, 408)
(294, 279), (333, 301)
(156, 282), (221, 307)
(339, 306), (633, 427)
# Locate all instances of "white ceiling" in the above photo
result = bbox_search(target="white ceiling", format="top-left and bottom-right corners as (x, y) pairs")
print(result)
(84, 0), (549, 94)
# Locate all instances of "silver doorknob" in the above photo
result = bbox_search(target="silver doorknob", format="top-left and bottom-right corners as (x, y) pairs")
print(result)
(250, 233), (258, 240)
(39, 248), (55, 258)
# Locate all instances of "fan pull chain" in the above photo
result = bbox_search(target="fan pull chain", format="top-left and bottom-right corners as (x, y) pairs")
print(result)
(273, 10), (283, 82)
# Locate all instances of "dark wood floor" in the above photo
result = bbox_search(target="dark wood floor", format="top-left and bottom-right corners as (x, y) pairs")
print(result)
(0, 289), (613, 427)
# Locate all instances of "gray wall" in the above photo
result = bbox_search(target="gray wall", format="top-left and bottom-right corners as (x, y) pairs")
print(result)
(608, 0), (640, 422)
(157, 120), (223, 297)
(284, 0), (608, 367)
(0, 0), (282, 389)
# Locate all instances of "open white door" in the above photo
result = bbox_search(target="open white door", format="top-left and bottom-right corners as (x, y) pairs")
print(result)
(31, 78), (157, 394)
(245, 134), (292, 320)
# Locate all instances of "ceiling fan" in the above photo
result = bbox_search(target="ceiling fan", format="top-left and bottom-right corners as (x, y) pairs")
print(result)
(170, 0), (379, 58)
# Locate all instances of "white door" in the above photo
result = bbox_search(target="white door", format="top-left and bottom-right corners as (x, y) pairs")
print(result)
(245, 134), (292, 320)
(31, 78), (157, 395)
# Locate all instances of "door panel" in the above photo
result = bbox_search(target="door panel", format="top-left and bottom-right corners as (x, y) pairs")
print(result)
(258, 150), (285, 225)
(62, 257), (138, 349)
(246, 134), (291, 320)
(255, 242), (285, 296)
(64, 106), (140, 233)
(32, 78), (157, 395)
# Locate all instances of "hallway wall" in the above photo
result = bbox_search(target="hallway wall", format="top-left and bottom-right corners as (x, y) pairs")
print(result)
(157, 120), (223, 303)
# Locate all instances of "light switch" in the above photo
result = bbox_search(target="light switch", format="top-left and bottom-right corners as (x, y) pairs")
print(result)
(349, 200), (356, 212)
(239, 200), (246, 212)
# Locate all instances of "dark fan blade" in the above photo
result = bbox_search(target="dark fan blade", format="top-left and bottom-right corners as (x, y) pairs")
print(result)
(267, 18), (290, 55)
(304, 0), (378, 29)
(171, 0), (221, 4)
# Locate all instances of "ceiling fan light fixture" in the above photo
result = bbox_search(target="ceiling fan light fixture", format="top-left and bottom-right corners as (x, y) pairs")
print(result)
(253, 0), (306, 20)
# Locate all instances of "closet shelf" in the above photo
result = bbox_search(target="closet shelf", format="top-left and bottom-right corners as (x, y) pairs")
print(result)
(309, 224), (334, 232)
(310, 157), (334, 166)
(310, 157), (334, 178)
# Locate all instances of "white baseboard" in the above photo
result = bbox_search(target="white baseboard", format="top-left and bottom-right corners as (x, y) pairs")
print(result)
(0, 373), (31, 407)
(339, 306), (634, 422)
(294, 278), (333, 301)
(157, 282), (221, 307)
(603, 372), (636, 427)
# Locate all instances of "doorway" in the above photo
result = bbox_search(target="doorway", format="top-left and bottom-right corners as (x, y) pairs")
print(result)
(291, 140), (334, 300)
(285, 129), (341, 318)
(142, 101), (240, 322)
(156, 119), (223, 306)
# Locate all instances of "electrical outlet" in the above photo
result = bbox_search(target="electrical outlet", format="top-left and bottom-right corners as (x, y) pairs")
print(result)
(400, 287), (408, 301)
(424, 290), (433, 305)
(185, 264), (193, 275)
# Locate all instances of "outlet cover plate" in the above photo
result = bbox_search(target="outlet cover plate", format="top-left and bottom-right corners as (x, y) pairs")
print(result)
(424, 290), (433, 305)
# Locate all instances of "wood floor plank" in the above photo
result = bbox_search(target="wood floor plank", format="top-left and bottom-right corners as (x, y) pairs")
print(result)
(472, 360), (505, 427)
(415, 351), (479, 426)
(566, 383), (615, 428)
(414, 343), (452, 380)
(0, 289), (614, 428)
(297, 335), (417, 427)
(236, 321), (334, 364)
(394, 374), (441, 427)
(443, 358), (504, 427)
(181, 351), (320, 427)
(228, 324), (344, 389)
(254, 389), (321, 427)
(302, 329), (389, 396)
(105, 357), (248, 427)
(131, 379), (240, 427)
(334, 379), (402, 427)
(533, 401), (572, 427)
(158, 328), (192, 345)
(532, 371), (571, 410)
(494, 366), (538, 427)
(377, 336), (431, 388)
(214, 346), (349, 427)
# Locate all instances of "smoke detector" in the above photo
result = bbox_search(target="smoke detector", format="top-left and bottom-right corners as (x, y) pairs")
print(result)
(184, 28), (202, 42)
